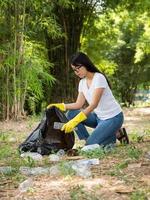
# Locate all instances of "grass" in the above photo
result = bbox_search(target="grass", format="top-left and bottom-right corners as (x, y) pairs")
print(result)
(58, 161), (76, 176)
(126, 146), (143, 160)
(108, 160), (129, 177)
(0, 131), (146, 175)
(130, 190), (148, 200)
(0, 115), (150, 199)
(78, 146), (106, 159)
(70, 185), (99, 200)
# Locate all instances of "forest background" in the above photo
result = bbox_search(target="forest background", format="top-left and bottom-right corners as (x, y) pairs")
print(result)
(0, 0), (150, 120)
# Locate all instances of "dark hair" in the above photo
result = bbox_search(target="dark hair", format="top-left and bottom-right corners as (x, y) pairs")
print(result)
(70, 52), (111, 88)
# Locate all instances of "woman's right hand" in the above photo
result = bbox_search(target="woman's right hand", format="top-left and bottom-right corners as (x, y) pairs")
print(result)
(47, 103), (66, 111)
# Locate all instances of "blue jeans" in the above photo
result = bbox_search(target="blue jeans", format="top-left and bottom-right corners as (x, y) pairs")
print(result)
(66, 110), (124, 146)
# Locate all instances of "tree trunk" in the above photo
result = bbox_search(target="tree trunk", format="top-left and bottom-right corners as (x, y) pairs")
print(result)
(46, 1), (96, 103)
(6, 66), (10, 121)
(11, 0), (26, 119)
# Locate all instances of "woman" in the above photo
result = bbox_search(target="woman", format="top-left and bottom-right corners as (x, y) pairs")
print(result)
(48, 52), (125, 146)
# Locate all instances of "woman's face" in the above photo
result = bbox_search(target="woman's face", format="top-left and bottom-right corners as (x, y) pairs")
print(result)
(71, 64), (87, 78)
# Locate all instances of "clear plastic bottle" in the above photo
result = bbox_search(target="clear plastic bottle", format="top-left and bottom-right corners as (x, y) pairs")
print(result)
(20, 152), (43, 161)
(81, 144), (100, 151)
(56, 149), (65, 157)
(19, 166), (50, 176)
(49, 154), (60, 161)
(0, 166), (12, 174)
(19, 178), (33, 192)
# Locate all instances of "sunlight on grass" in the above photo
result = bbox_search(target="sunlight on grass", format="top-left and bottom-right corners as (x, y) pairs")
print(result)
(79, 146), (106, 159)
(130, 190), (148, 200)
(58, 161), (75, 176)
(70, 185), (99, 200)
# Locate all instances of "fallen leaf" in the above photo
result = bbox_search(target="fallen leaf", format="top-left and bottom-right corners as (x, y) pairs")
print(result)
(141, 162), (150, 166)
(127, 163), (141, 169)
(140, 176), (150, 186)
(110, 185), (134, 193)
(65, 156), (84, 160)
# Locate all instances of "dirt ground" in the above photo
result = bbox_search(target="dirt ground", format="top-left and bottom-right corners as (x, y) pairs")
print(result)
(0, 107), (150, 200)
(123, 107), (150, 134)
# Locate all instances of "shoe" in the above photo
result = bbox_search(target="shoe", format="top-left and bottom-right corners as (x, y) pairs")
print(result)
(117, 127), (129, 144)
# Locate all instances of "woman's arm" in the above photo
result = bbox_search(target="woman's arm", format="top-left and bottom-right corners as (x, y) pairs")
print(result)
(61, 88), (104, 133)
(83, 88), (104, 116)
(65, 92), (86, 110)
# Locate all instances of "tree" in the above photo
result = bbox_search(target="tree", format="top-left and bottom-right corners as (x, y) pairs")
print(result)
(45, 0), (101, 103)
(81, 1), (150, 106)
(0, 0), (56, 120)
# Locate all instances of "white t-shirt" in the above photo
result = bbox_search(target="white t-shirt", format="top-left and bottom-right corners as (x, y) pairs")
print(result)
(78, 72), (122, 120)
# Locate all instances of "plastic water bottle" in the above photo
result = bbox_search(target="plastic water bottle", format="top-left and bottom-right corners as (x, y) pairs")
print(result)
(0, 166), (12, 174)
(71, 163), (91, 178)
(81, 144), (100, 151)
(19, 166), (50, 176)
(19, 178), (33, 192)
(56, 149), (65, 157)
(20, 152), (43, 161)
(75, 158), (100, 166)
(49, 154), (60, 162)
(49, 165), (61, 176)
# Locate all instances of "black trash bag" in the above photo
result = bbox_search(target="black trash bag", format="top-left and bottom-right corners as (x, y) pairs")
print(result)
(19, 106), (75, 155)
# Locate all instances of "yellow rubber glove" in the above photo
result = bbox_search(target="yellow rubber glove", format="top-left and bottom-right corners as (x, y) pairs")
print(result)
(61, 111), (87, 133)
(47, 103), (66, 111)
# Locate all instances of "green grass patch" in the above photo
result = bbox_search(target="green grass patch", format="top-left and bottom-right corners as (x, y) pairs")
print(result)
(130, 190), (148, 200)
(108, 160), (129, 177)
(58, 161), (75, 176)
(126, 146), (143, 160)
(70, 185), (99, 200)
(78, 145), (116, 159)
(79, 147), (106, 159)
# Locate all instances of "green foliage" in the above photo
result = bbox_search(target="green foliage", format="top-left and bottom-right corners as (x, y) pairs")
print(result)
(81, 1), (150, 105)
(58, 161), (75, 176)
(26, 0), (62, 40)
(79, 146), (106, 159)
(115, 160), (129, 170)
(129, 130), (150, 143)
(0, 0), (60, 118)
(108, 160), (129, 177)
(70, 185), (99, 200)
(57, 0), (72, 8)
(126, 146), (143, 160)
(130, 190), (147, 200)
(0, 131), (9, 141)
(108, 145), (143, 178)
(0, 0), (150, 118)
(24, 41), (55, 113)
(0, 131), (37, 169)
(0, 145), (12, 160)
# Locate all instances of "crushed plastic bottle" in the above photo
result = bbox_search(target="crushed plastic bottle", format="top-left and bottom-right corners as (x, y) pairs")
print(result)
(104, 143), (115, 152)
(0, 166), (13, 174)
(19, 178), (33, 192)
(56, 149), (65, 157)
(49, 154), (60, 162)
(8, 137), (16, 143)
(75, 158), (100, 166)
(81, 144), (100, 151)
(20, 152), (43, 161)
(49, 165), (61, 176)
(71, 163), (91, 178)
(70, 158), (99, 178)
(145, 151), (150, 160)
(19, 166), (50, 176)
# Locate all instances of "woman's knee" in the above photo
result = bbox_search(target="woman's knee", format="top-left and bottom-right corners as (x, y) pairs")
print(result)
(66, 109), (81, 119)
